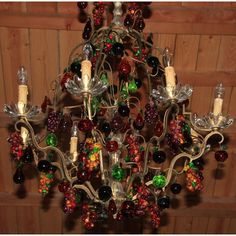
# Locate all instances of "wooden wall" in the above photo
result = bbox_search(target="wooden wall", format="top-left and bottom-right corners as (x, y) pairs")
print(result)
(0, 2), (236, 234)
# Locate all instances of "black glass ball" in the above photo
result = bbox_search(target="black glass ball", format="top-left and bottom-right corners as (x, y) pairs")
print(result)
(78, 10), (87, 23)
(135, 78), (142, 89)
(48, 164), (57, 173)
(13, 169), (25, 184)
(84, 20), (92, 33)
(98, 185), (112, 201)
(158, 196), (170, 209)
(124, 14), (134, 27)
(77, 2), (88, 9)
(170, 183), (182, 194)
(118, 105), (130, 117)
(108, 85), (118, 95)
(110, 115), (124, 132)
(152, 150), (166, 164)
(70, 61), (81, 77)
(193, 158), (204, 171)
(135, 17), (145, 31)
(147, 56), (160, 68)
(101, 122), (111, 133)
(22, 147), (34, 163)
(38, 160), (50, 172)
(121, 200), (135, 217)
(82, 31), (90, 40)
(112, 42), (124, 56)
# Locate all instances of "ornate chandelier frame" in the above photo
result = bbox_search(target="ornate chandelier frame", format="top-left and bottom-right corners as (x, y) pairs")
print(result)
(3, 2), (234, 230)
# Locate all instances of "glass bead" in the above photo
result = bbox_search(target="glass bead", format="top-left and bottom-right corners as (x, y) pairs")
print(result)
(106, 140), (119, 153)
(98, 185), (112, 201)
(152, 150), (166, 164)
(78, 118), (94, 132)
(119, 59), (131, 75)
(152, 175), (166, 188)
(22, 147), (34, 163)
(13, 169), (25, 184)
(170, 183), (182, 194)
(70, 60), (81, 77)
(134, 78), (142, 89)
(155, 120), (163, 136)
(121, 200), (135, 217)
(112, 42), (124, 56)
(38, 160), (50, 172)
(77, 2), (88, 9)
(147, 56), (160, 68)
(46, 133), (58, 147)
(112, 165), (125, 181)
(215, 150), (228, 162)
(128, 80), (138, 93)
(108, 199), (117, 214)
(133, 113), (144, 130)
(158, 196), (170, 209)
(118, 105), (130, 117)
(124, 14), (134, 27)
(110, 115), (124, 132)
(101, 122), (111, 133)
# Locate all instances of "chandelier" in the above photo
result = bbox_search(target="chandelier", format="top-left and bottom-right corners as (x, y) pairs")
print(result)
(3, 2), (234, 230)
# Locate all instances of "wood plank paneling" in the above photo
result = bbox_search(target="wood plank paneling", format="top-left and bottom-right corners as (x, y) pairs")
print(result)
(40, 207), (62, 233)
(0, 128), (14, 193)
(196, 35), (221, 71)
(174, 216), (193, 233)
(217, 36), (236, 71)
(174, 35), (200, 71)
(26, 2), (57, 14)
(59, 30), (83, 71)
(17, 206), (40, 233)
(0, 206), (17, 233)
(206, 217), (230, 233)
(30, 29), (59, 105)
(191, 217), (208, 233)
(0, 27), (31, 104)
(228, 218), (236, 233)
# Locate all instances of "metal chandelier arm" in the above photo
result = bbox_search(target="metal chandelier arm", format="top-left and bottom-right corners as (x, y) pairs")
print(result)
(15, 118), (72, 183)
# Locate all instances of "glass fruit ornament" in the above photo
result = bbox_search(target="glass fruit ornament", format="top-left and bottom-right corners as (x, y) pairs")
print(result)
(13, 168), (25, 184)
(170, 183), (182, 194)
(106, 140), (119, 153)
(46, 133), (58, 147)
(215, 150), (228, 162)
(78, 118), (94, 132)
(98, 185), (112, 201)
(152, 174), (166, 188)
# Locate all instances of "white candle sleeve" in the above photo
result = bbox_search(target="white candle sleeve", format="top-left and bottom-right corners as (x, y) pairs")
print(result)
(81, 60), (92, 80)
(165, 66), (176, 87)
(21, 127), (28, 145)
(70, 136), (78, 154)
(213, 98), (223, 116)
(18, 84), (28, 104)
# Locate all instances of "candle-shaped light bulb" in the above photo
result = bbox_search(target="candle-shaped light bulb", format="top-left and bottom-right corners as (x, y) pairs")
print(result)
(163, 47), (173, 67)
(70, 123), (78, 161)
(81, 43), (93, 91)
(163, 47), (176, 97)
(83, 43), (93, 61)
(17, 66), (28, 114)
(213, 83), (225, 116)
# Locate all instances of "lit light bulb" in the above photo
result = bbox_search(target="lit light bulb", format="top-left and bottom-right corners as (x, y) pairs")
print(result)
(163, 48), (176, 97)
(70, 123), (79, 162)
(17, 66), (28, 114)
(81, 43), (93, 91)
(213, 83), (225, 116)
